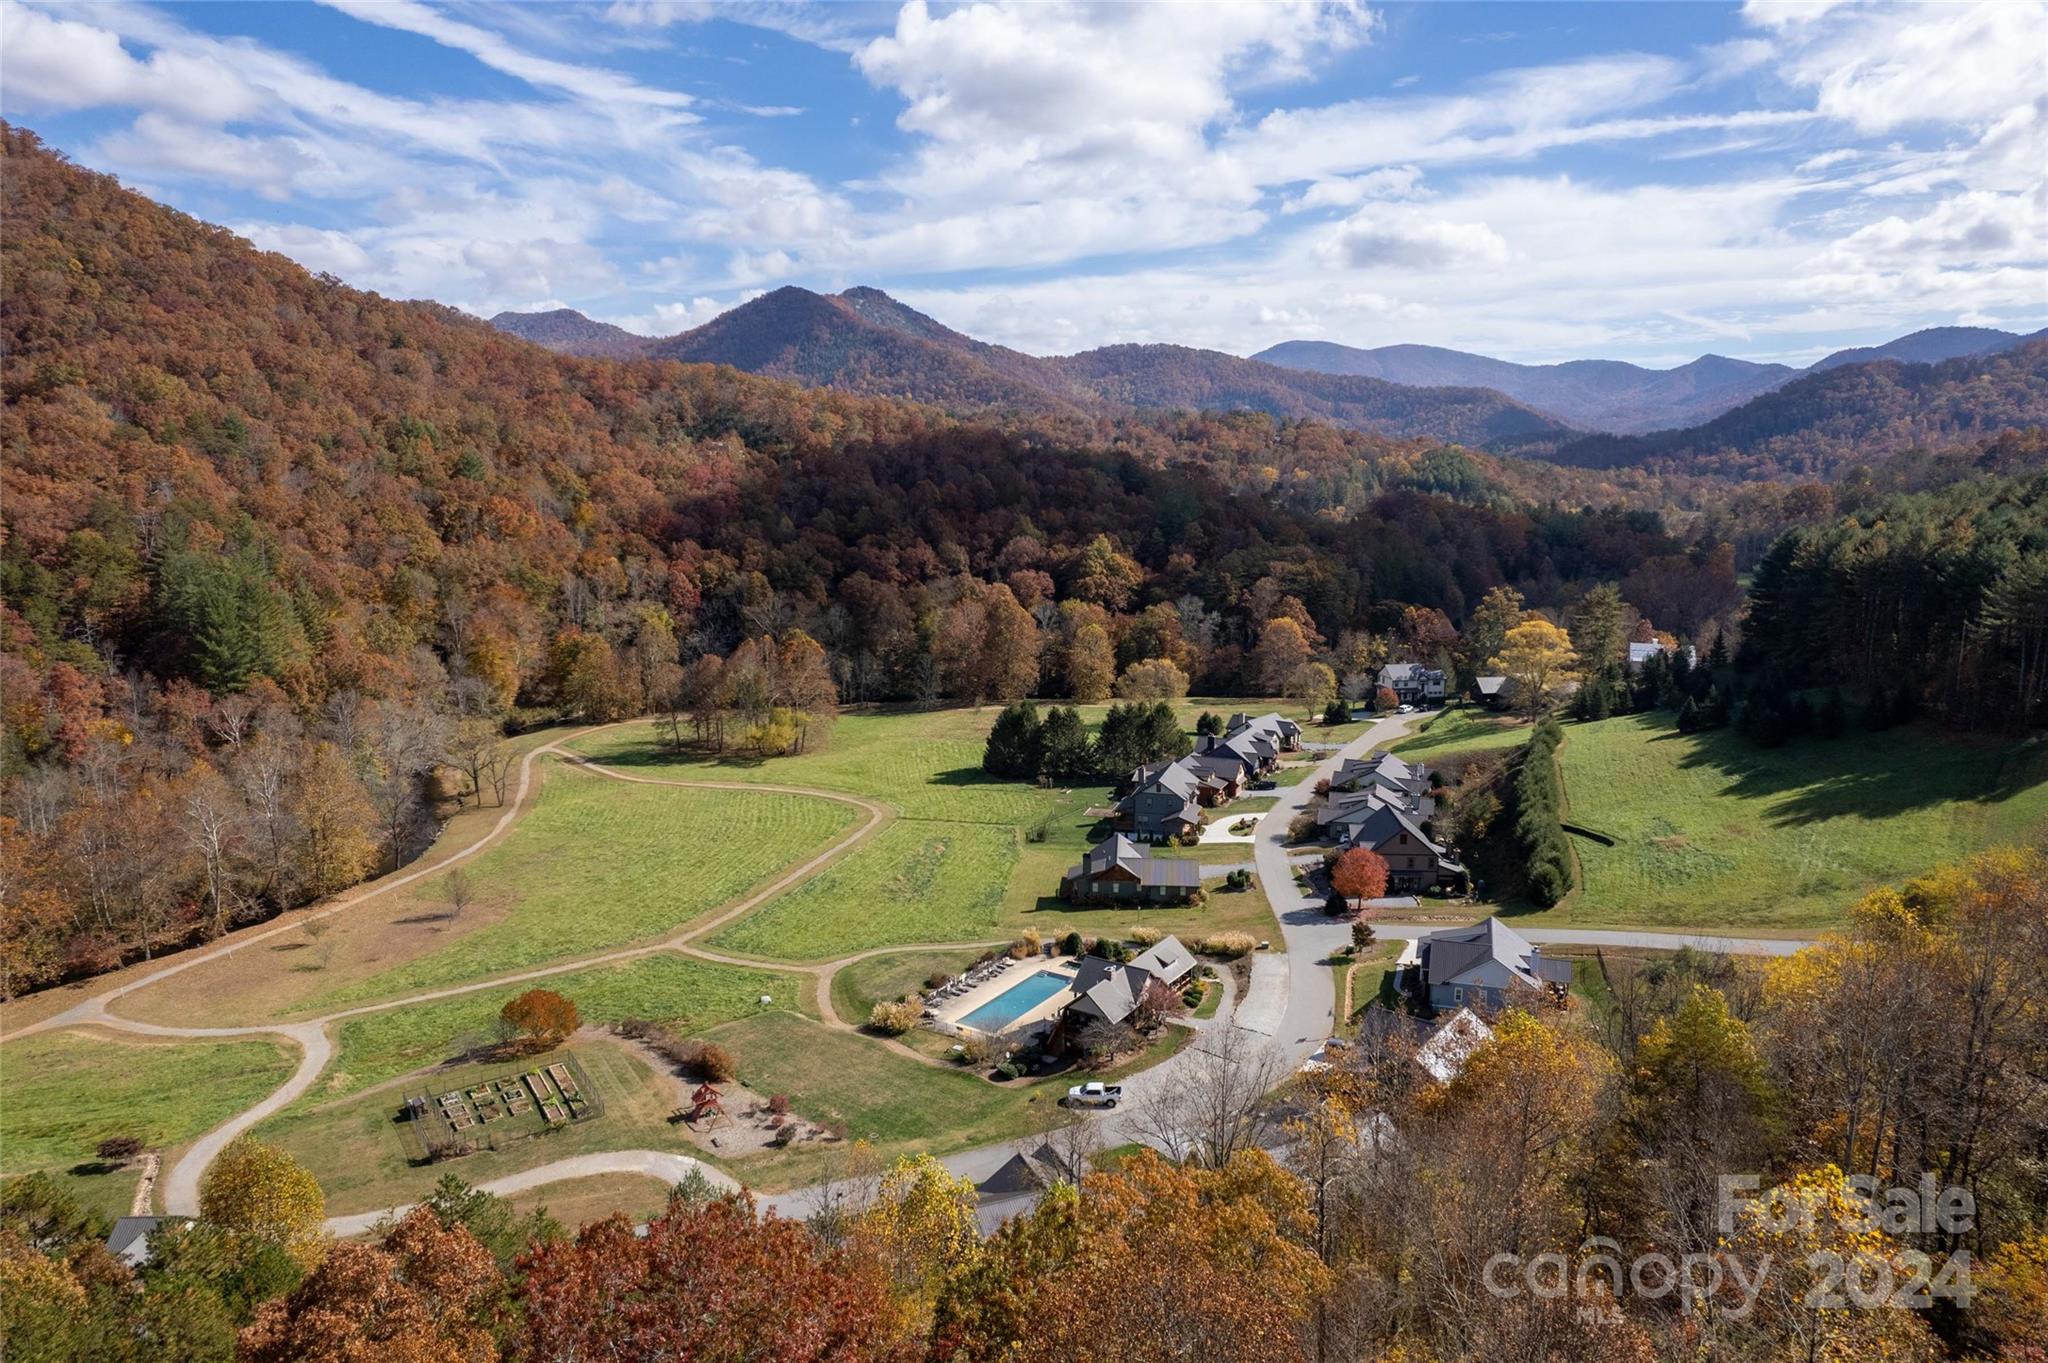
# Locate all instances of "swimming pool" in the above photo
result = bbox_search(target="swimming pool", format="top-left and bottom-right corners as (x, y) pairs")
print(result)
(957, 970), (1073, 1033)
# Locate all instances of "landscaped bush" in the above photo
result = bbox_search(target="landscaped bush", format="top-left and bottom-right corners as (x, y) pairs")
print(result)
(1008, 929), (1043, 959)
(1195, 931), (1257, 958)
(868, 1000), (922, 1035)
(924, 971), (952, 990)
(614, 1021), (738, 1082)
(1288, 811), (1320, 843)
(1128, 925), (1166, 946)
(1059, 930), (1084, 956)
(1223, 868), (1252, 891)
(767, 1094), (790, 1116)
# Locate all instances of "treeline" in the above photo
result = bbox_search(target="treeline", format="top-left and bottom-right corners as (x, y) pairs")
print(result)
(1741, 470), (2048, 728)
(1507, 717), (1575, 907)
(8, 850), (2045, 1362)
(981, 701), (1188, 783)
(0, 672), (513, 996)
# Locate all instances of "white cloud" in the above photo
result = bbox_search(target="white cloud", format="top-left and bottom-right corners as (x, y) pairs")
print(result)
(1759, 0), (2047, 134)
(1, 3), (264, 122)
(1316, 211), (1509, 270)
(316, 0), (698, 111)
(1287, 166), (1428, 213)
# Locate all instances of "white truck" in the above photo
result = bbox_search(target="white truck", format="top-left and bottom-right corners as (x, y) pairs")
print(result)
(1064, 1081), (1123, 1109)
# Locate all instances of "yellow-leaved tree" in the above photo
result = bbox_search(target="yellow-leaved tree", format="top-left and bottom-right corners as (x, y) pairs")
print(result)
(1487, 617), (1579, 719)
(198, 1136), (327, 1268)
(854, 1153), (982, 1336)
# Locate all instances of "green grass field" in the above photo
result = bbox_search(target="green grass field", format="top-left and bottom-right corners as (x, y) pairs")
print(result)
(310, 955), (800, 1106)
(1534, 714), (2048, 928)
(709, 820), (1018, 961)
(699, 1011), (1059, 1186)
(3, 1030), (298, 1221)
(1389, 706), (1529, 759)
(309, 769), (853, 1007)
(586, 702), (1298, 964)
(258, 1040), (686, 1215)
(829, 947), (990, 1023)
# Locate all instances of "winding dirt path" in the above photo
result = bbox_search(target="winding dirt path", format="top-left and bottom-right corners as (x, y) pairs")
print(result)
(0, 726), (901, 1211)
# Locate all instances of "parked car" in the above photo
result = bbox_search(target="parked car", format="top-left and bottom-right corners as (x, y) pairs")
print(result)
(1251, 778), (1277, 791)
(1397, 704), (1415, 714)
(1064, 1081), (1123, 1108)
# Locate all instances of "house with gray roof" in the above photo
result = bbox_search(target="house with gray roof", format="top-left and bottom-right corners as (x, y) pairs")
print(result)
(1114, 762), (1206, 843)
(1332, 752), (1429, 803)
(1472, 675), (1516, 709)
(1379, 662), (1447, 705)
(1338, 800), (1463, 893)
(106, 1215), (186, 1268)
(1418, 917), (1571, 1013)
(1063, 934), (1195, 1027)
(1061, 835), (1202, 905)
(1228, 711), (1303, 750)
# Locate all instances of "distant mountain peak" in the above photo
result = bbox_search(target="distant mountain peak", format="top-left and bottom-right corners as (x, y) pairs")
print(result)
(489, 306), (652, 360)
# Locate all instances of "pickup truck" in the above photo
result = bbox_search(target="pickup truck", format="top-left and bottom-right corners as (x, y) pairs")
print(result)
(1064, 1081), (1123, 1109)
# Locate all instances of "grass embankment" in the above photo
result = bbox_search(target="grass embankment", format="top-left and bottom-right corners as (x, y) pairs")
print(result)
(1531, 714), (2048, 930)
(830, 948), (992, 1023)
(2, 1030), (298, 1222)
(1387, 705), (1530, 759)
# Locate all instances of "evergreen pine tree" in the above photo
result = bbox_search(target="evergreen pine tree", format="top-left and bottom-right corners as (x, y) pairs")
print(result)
(982, 702), (1043, 777)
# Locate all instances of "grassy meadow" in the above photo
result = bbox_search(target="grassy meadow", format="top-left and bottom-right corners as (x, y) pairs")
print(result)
(308, 769), (853, 1008)
(1539, 713), (2048, 929)
(2, 1029), (298, 1221)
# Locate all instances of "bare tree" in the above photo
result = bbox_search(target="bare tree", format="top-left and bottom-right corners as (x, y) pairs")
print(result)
(442, 867), (473, 927)
(177, 764), (248, 939)
(1130, 1024), (1289, 1168)
(207, 693), (258, 751)
(444, 721), (503, 809)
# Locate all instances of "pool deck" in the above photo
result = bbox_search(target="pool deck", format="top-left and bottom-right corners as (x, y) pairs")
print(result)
(933, 956), (1084, 1036)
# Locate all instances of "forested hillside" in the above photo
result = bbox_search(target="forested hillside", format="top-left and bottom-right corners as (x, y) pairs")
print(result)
(0, 126), (1730, 989)
(488, 307), (654, 360)
(1742, 471), (2048, 726)
(1539, 341), (2048, 478)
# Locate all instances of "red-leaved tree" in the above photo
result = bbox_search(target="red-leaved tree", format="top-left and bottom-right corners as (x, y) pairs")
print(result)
(499, 989), (579, 1050)
(1330, 848), (1389, 903)
(515, 1194), (909, 1363)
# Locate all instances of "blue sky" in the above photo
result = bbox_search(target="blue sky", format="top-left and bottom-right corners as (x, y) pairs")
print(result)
(3, 0), (2042, 365)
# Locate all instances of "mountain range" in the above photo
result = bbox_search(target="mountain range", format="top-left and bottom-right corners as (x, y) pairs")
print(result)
(493, 293), (2045, 474)
(1250, 326), (2040, 434)
(495, 288), (1570, 446)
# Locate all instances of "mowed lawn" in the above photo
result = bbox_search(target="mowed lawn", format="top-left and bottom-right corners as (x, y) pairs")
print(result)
(703, 1011), (1061, 1188)
(310, 767), (853, 1008)
(3, 1029), (297, 1221)
(310, 955), (800, 1106)
(578, 701), (1302, 962)
(1541, 714), (2048, 928)
(829, 947), (990, 1022)
(709, 819), (1017, 961)
(1389, 706), (1530, 759)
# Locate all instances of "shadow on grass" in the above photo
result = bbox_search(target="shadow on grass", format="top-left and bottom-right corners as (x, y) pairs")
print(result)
(1658, 722), (2048, 828)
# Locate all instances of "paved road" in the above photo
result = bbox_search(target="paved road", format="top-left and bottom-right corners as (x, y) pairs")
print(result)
(326, 1150), (742, 1237)
(1248, 714), (1429, 1064)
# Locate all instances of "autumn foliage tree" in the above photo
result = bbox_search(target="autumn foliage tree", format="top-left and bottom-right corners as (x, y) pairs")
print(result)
(498, 989), (579, 1051)
(1330, 848), (1389, 903)
(238, 1207), (506, 1363)
(197, 1137), (327, 1269)
(515, 1194), (908, 1362)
